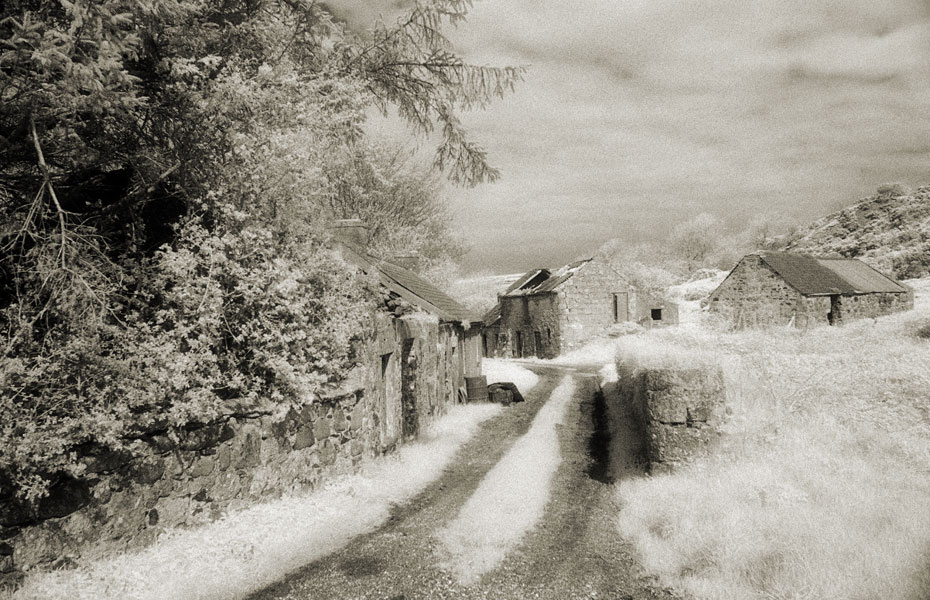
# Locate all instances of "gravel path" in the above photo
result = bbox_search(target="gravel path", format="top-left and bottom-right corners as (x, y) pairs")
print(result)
(249, 365), (682, 600)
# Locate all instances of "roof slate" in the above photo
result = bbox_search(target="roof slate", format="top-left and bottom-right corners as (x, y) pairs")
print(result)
(758, 252), (905, 295)
(338, 243), (477, 322)
(815, 258), (907, 294)
(482, 303), (501, 327)
(502, 259), (592, 297)
(377, 260), (478, 322)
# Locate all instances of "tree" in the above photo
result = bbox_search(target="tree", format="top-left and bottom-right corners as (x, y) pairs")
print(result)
(0, 0), (520, 499)
(668, 213), (724, 270)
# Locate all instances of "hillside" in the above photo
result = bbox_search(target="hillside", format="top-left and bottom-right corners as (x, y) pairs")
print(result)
(786, 185), (930, 279)
(446, 273), (522, 314)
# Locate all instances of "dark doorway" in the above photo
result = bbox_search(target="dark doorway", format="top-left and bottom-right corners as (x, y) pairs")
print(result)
(613, 293), (629, 322)
(533, 331), (542, 357)
(515, 330), (523, 358)
(400, 339), (417, 439)
(828, 295), (841, 325)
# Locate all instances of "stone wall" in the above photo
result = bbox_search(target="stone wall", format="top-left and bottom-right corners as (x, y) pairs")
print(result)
(709, 255), (803, 327)
(498, 294), (561, 359)
(558, 261), (632, 352)
(834, 289), (914, 323)
(0, 311), (468, 587)
(618, 363), (725, 473)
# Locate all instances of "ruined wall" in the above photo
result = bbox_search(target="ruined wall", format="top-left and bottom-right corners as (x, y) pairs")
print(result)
(558, 261), (631, 351)
(618, 364), (725, 473)
(709, 256), (804, 327)
(0, 311), (467, 586)
(481, 322), (509, 359)
(499, 294), (561, 358)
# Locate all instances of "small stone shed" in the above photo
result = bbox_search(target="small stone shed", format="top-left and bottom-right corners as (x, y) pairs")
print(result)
(483, 258), (678, 359)
(708, 251), (913, 327)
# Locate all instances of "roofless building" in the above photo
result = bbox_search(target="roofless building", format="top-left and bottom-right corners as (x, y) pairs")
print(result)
(483, 258), (678, 359)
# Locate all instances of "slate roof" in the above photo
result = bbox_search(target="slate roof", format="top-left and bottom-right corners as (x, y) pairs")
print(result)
(338, 244), (478, 323)
(502, 259), (592, 297)
(816, 258), (908, 294)
(758, 252), (907, 295)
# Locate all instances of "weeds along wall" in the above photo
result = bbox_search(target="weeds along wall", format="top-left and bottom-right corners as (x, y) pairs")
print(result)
(0, 311), (467, 587)
(617, 362), (726, 473)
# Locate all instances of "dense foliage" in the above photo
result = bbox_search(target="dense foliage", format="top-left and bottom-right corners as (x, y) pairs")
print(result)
(0, 0), (519, 499)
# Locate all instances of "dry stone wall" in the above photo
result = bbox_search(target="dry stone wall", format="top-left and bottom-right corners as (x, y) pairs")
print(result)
(618, 363), (725, 473)
(0, 311), (467, 588)
(0, 389), (366, 586)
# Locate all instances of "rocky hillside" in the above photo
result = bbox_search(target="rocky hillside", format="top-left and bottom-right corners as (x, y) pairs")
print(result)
(786, 185), (930, 280)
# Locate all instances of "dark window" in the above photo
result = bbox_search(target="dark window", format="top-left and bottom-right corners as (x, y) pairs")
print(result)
(651, 308), (663, 321)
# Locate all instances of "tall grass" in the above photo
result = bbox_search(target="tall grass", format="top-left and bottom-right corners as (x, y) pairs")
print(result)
(615, 295), (930, 599)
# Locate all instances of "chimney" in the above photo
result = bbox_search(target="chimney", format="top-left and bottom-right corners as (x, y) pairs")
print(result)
(389, 250), (421, 272)
(330, 218), (369, 250)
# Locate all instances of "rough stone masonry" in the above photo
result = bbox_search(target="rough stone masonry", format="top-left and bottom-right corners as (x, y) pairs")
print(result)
(618, 363), (726, 473)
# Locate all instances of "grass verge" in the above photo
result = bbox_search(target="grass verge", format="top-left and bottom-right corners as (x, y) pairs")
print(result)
(615, 285), (930, 599)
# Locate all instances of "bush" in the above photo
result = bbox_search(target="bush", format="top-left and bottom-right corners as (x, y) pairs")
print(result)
(0, 212), (370, 501)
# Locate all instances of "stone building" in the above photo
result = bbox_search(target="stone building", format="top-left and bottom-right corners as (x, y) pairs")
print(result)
(708, 251), (913, 328)
(483, 258), (678, 359)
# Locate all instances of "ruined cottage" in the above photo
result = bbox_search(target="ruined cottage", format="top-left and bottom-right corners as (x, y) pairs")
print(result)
(708, 251), (913, 327)
(483, 258), (678, 359)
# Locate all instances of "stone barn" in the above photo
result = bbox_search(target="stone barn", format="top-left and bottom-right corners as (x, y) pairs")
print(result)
(708, 251), (913, 328)
(483, 258), (678, 359)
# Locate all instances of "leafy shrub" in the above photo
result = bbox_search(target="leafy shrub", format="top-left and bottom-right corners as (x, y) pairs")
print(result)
(0, 211), (370, 501)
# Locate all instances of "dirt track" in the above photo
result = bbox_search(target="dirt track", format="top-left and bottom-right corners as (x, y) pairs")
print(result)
(249, 365), (681, 600)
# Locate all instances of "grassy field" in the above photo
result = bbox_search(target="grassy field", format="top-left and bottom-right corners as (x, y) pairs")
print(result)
(615, 279), (930, 600)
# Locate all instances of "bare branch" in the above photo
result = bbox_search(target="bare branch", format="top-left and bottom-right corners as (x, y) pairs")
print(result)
(29, 115), (68, 268)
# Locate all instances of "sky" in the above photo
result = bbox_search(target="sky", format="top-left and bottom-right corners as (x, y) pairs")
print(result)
(328, 0), (930, 274)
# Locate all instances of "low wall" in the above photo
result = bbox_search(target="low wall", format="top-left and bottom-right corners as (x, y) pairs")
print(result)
(618, 364), (725, 473)
(0, 310), (468, 588)
(0, 388), (367, 586)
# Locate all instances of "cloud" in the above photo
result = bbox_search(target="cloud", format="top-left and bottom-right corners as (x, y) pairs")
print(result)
(331, 1), (930, 273)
